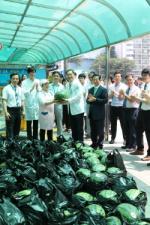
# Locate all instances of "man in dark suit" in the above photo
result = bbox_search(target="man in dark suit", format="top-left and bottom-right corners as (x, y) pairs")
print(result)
(87, 74), (108, 149)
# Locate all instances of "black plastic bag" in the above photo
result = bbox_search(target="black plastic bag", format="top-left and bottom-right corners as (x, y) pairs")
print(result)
(49, 207), (80, 225)
(72, 192), (94, 208)
(122, 188), (147, 217)
(97, 189), (119, 213)
(35, 177), (54, 201)
(82, 204), (106, 225)
(13, 189), (49, 225)
(21, 166), (37, 181)
(55, 174), (81, 196)
(111, 176), (137, 193)
(107, 149), (127, 176)
(0, 198), (26, 225)
(87, 172), (108, 192)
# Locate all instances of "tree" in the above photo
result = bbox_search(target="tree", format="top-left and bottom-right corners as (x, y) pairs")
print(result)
(91, 53), (135, 79)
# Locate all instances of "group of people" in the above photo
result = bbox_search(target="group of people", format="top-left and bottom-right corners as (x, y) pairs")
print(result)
(108, 69), (150, 163)
(2, 67), (150, 163)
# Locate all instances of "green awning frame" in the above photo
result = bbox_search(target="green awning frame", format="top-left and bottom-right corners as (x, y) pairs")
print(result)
(0, 0), (150, 64)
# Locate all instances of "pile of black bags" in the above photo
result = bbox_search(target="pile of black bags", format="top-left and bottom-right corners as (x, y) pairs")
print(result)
(0, 136), (149, 225)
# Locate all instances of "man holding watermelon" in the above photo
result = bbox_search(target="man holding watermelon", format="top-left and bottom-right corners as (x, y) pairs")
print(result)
(59, 69), (85, 142)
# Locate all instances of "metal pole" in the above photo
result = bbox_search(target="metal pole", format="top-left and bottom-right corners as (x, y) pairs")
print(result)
(105, 45), (110, 141)
(63, 59), (67, 77)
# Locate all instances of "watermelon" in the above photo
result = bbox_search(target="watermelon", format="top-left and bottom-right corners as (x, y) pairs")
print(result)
(106, 216), (122, 225)
(54, 90), (69, 101)
(116, 203), (141, 224)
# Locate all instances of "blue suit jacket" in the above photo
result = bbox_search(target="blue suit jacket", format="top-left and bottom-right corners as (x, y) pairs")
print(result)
(87, 85), (108, 120)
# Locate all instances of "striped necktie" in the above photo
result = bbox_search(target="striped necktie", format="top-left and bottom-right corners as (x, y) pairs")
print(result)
(13, 86), (19, 107)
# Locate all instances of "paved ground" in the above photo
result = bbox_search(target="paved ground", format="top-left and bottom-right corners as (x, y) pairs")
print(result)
(0, 115), (150, 216)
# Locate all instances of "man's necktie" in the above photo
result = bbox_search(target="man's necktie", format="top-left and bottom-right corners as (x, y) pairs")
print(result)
(14, 86), (19, 107)
(123, 87), (130, 108)
(139, 83), (147, 109)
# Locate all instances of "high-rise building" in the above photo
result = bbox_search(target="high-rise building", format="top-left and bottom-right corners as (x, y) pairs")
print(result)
(115, 34), (150, 76)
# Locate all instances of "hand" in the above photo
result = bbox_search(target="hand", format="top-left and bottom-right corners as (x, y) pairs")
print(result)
(5, 112), (11, 120)
(130, 95), (136, 100)
(142, 91), (150, 99)
(119, 89), (125, 95)
(88, 96), (96, 102)
(54, 99), (68, 104)
(22, 111), (25, 118)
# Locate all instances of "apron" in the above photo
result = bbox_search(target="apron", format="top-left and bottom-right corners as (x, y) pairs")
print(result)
(38, 91), (55, 130)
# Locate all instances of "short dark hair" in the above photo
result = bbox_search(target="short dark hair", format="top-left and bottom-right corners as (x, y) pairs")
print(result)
(66, 69), (76, 75)
(10, 73), (19, 79)
(92, 74), (101, 80)
(114, 71), (121, 77)
(89, 71), (96, 77)
(27, 66), (36, 73)
(52, 71), (61, 76)
(125, 74), (134, 79)
(78, 73), (86, 79)
(141, 68), (150, 76)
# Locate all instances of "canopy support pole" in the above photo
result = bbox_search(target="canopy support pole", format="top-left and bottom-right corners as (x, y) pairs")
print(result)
(105, 45), (110, 141)
(64, 59), (67, 77)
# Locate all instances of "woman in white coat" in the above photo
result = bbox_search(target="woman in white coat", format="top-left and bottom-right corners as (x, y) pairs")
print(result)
(38, 79), (55, 141)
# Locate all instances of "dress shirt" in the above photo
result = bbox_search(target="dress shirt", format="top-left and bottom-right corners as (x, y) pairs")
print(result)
(125, 85), (140, 108)
(49, 82), (64, 95)
(110, 82), (127, 107)
(141, 82), (150, 111)
(2, 84), (23, 107)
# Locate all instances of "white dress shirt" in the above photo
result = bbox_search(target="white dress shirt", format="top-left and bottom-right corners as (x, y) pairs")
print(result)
(125, 85), (140, 108)
(2, 84), (23, 107)
(109, 82), (127, 107)
(141, 82), (150, 111)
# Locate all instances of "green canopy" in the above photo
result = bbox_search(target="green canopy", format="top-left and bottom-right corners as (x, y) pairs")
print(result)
(0, 0), (150, 64)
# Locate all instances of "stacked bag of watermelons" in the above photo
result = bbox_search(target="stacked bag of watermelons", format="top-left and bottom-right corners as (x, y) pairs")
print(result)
(0, 135), (149, 225)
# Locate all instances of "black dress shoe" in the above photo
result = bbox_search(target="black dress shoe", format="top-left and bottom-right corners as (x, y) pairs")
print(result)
(109, 140), (115, 144)
(147, 163), (150, 166)
(90, 144), (97, 149)
(121, 145), (128, 149)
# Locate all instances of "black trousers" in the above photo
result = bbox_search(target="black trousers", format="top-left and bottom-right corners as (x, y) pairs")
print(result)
(136, 110), (150, 155)
(63, 105), (70, 129)
(70, 113), (84, 142)
(6, 107), (21, 140)
(110, 106), (126, 140)
(136, 110), (144, 150)
(26, 120), (38, 140)
(90, 119), (105, 148)
(40, 129), (53, 142)
(124, 108), (139, 148)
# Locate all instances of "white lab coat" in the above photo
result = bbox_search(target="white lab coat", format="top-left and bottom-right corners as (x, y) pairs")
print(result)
(22, 78), (40, 120)
(38, 90), (55, 130)
(66, 79), (85, 115)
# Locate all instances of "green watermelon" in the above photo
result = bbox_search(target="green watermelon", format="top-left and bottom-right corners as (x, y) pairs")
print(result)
(54, 90), (69, 101)
(106, 216), (122, 225)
